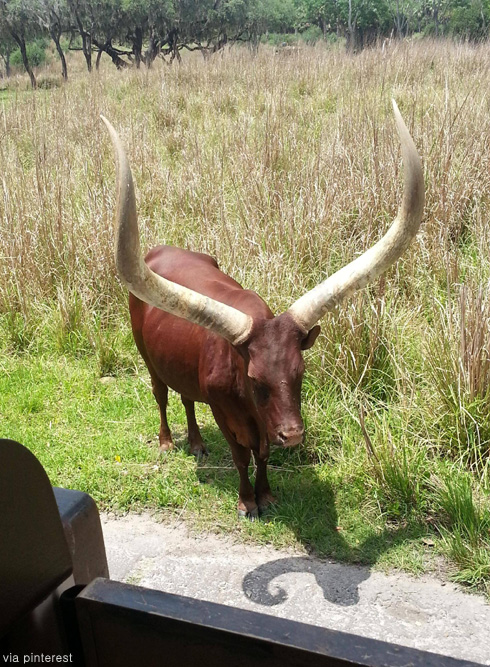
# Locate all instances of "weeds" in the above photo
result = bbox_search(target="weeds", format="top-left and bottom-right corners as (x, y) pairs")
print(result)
(427, 282), (490, 467)
(359, 403), (430, 520)
(434, 470), (490, 594)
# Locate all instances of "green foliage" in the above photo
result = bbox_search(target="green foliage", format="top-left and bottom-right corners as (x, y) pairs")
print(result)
(1, 0), (490, 67)
(262, 25), (323, 45)
(449, 0), (490, 39)
(301, 24), (323, 43)
(0, 352), (433, 572)
(434, 470), (490, 593)
(364, 413), (430, 519)
(426, 285), (490, 466)
(10, 38), (48, 66)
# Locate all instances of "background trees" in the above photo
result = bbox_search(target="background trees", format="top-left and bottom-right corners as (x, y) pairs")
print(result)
(0, 17), (15, 77)
(36, 0), (70, 79)
(0, 0), (489, 84)
(0, 0), (42, 87)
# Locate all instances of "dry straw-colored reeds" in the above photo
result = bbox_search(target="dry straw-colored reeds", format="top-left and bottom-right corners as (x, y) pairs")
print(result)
(2, 39), (490, 438)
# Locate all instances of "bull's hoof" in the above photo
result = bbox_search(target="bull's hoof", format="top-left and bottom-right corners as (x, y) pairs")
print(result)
(158, 439), (174, 453)
(238, 507), (259, 521)
(257, 493), (277, 514)
(191, 446), (209, 461)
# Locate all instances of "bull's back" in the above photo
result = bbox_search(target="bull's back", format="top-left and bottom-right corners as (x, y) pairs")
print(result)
(145, 245), (223, 290)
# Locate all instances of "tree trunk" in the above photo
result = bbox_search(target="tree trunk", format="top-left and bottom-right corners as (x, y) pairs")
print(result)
(132, 27), (143, 69)
(432, 0), (439, 36)
(318, 17), (327, 38)
(167, 28), (181, 64)
(50, 28), (68, 80)
(169, 48), (182, 64)
(81, 31), (92, 71)
(394, 0), (406, 38)
(96, 48), (102, 70)
(346, 0), (357, 52)
(211, 34), (228, 54)
(11, 31), (36, 88)
(92, 39), (130, 70)
(170, 42), (181, 63)
(144, 31), (160, 67)
(1, 49), (11, 78)
(67, 0), (92, 71)
(100, 42), (130, 69)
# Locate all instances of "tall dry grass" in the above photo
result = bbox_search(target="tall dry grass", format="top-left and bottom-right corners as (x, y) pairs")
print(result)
(2, 39), (490, 425)
(1, 40), (488, 318)
(2, 38), (490, 424)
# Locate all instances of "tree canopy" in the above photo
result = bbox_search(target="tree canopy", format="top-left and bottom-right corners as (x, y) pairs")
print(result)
(1, 0), (489, 85)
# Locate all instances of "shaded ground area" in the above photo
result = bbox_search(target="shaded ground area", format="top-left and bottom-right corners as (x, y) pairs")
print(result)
(102, 513), (490, 665)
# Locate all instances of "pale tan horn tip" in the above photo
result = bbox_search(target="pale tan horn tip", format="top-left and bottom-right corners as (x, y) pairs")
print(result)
(391, 99), (405, 135)
(100, 116), (130, 185)
(390, 99), (416, 151)
(100, 115), (118, 143)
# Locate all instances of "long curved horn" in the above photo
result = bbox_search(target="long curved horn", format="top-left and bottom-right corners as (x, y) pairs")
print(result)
(287, 100), (424, 333)
(101, 116), (253, 346)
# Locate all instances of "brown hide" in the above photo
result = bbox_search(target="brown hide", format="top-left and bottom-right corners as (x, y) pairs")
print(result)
(130, 245), (316, 518)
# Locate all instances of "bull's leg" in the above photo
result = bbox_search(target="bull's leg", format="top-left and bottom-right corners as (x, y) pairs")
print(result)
(151, 377), (174, 452)
(210, 405), (258, 519)
(253, 451), (276, 513)
(181, 397), (208, 458)
(229, 442), (259, 520)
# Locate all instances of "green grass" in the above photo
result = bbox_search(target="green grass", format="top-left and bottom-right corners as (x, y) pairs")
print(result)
(0, 349), (450, 579)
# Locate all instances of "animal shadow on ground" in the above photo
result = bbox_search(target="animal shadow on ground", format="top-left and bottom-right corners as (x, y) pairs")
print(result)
(242, 557), (367, 607)
(189, 423), (426, 609)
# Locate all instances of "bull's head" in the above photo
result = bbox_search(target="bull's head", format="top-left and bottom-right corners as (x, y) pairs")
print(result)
(102, 102), (424, 448)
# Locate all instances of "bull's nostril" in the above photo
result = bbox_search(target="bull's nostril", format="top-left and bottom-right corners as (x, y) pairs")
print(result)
(277, 428), (304, 447)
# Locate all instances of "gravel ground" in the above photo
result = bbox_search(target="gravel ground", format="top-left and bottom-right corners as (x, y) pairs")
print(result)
(101, 513), (490, 665)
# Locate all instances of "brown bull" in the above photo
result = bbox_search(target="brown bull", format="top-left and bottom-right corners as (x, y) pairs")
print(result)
(102, 102), (424, 519)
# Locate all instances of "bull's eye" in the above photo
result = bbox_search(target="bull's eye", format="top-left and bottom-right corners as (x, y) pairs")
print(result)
(253, 382), (270, 404)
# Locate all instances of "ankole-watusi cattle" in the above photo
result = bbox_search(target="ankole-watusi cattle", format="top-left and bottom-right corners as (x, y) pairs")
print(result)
(102, 101), (424, 519)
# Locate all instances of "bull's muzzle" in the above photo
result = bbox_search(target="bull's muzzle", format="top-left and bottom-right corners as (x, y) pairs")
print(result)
(275, 426), (304, 448)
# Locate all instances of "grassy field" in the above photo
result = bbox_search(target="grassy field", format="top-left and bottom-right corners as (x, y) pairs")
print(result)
(1, 40), (489, 595)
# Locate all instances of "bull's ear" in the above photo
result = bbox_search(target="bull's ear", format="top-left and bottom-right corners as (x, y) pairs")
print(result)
(301, 325), (321, 350)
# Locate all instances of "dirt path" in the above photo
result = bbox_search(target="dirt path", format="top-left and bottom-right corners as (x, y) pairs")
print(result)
(101, 513), (489, 665)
